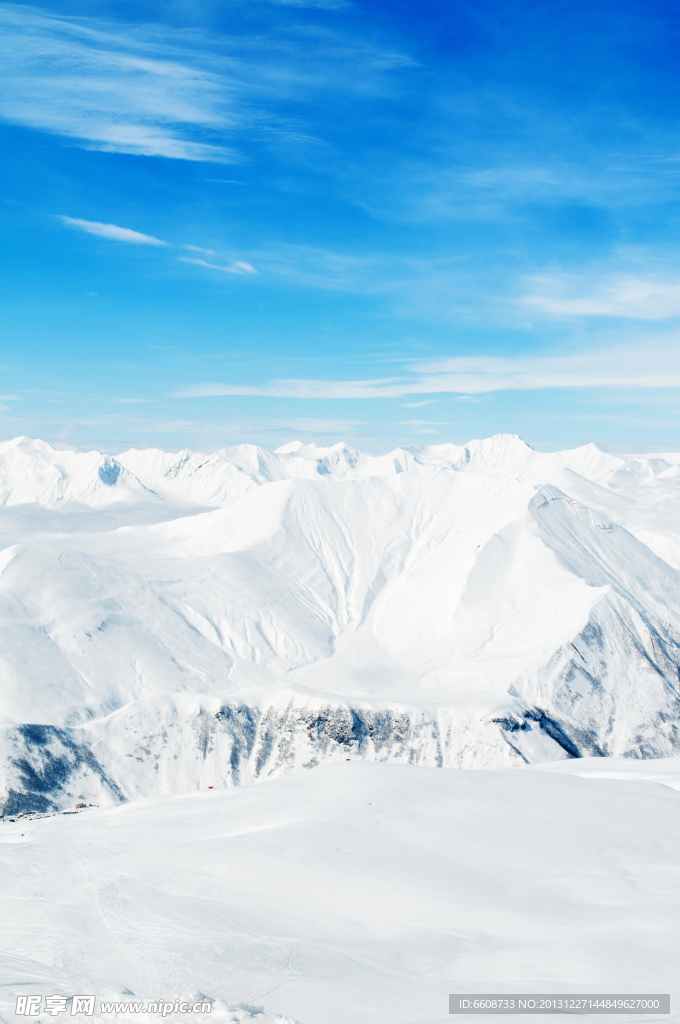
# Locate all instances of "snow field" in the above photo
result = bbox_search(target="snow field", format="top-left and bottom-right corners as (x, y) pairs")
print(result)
(0, 761), (678, 1024)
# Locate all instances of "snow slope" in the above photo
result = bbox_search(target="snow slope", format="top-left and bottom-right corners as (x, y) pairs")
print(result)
(1, 435), (680, 812)
(0, 761), (678, 1024)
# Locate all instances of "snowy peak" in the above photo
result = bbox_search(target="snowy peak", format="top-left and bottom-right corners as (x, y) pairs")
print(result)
(0, 437), (154, 508)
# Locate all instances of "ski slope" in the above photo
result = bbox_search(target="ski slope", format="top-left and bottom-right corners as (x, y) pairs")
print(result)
(1, 434), (680, 812)
(0, 760), (678, 1024)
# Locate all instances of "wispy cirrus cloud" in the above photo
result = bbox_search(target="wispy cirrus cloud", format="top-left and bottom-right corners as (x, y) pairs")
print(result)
(522, 273), (680, 320)
(58, 216), (167, 245)
(0, 5), (239, 162)
(174, 336), (680, 399)
(0, 3), (412, 163)
(56, 214), (259, 275)
(176, 377), (402, 399)
(179, 257), (258, 275)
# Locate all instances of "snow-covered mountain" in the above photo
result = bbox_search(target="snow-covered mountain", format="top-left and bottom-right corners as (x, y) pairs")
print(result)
(1, 433), (680, 814)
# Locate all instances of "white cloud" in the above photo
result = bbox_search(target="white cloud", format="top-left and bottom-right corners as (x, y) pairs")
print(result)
(522, 273), (680, 320)
(173, 337), (680, 399)
(179, 257), (258, 275)
(58, 216), (167, 245)
(175, 377), (401, 398)
(409, 347), (680, 393)
(0, 7), (239, 163)
(0, 4), (411, 163)
(58, 218), (261, 277)
(181, 245), (219, 255)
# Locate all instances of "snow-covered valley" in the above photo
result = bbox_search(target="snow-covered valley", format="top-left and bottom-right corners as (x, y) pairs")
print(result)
(1, 433), (680, 813)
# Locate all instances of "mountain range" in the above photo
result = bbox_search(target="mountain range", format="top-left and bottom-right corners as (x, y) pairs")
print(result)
(1, 433), (680, 815)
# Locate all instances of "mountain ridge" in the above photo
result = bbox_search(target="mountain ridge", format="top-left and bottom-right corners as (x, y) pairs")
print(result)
(1, 434), (680, 814)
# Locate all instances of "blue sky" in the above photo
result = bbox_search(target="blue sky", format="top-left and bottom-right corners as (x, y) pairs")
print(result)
(3, 0), (680, 452)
